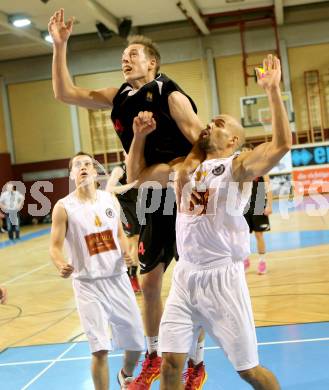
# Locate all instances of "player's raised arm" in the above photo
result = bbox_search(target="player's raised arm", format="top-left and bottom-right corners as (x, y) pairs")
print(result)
(126, 111), (179, 186)
(49, 8), (118, 109)
(234, 55), (292, 182)
(168, 91), (204, 144)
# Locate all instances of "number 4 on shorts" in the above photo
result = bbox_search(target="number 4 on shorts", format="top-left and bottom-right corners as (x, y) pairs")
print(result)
(138, 242), (145, 256)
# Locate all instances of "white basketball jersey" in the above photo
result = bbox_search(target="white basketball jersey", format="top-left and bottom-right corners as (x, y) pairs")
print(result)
(60, 190), (126, 279)
(176, 154), (252, 266)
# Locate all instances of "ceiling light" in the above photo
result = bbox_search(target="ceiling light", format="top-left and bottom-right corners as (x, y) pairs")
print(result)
(9, 16), (32, 28)
(41, 32), (53, 43)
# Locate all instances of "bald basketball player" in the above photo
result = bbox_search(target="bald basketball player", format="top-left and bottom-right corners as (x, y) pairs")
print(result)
(49, 9), (206, 389)
(126, 54), (290, 389)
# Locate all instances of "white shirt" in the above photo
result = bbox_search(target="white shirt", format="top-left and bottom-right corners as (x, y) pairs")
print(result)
(176, 155), (252, 267)
(0, 190), (24, 212)
(60, 190), (126, 280)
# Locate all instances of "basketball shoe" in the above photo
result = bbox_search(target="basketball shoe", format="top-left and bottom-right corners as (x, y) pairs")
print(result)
(184, 360), (207, 390)
(128, 351), (161, 389)
(117, 369), (134, 389)
(257, 260), (267, 274)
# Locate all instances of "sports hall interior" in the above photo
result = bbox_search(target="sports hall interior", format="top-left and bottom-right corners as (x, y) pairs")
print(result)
(0, 1), (329, 389)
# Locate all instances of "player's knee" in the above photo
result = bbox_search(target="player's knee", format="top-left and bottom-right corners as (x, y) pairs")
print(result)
(161, 354), (182, 379)
(141, 282), (161, 301)
(238, 366), (259, 383)
(92, 350), (108, 361)
(141, 275), (162, 299)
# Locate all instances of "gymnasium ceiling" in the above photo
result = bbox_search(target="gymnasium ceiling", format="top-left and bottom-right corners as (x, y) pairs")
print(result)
(0, 0), (328, 61)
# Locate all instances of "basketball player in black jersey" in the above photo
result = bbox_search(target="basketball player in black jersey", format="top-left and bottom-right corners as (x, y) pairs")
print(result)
(49, 9), (205, 389)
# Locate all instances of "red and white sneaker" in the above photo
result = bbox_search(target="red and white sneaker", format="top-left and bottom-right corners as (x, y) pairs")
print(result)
(244, 258), (250, 271)
(128, 351), (161, 389)
(257, 260), (267, 275)
(184, 360), (207, 390)
(130, 275), (142, 294)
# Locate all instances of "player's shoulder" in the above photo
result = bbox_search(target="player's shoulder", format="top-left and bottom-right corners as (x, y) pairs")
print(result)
(157, 74), (182, 92)
(112, 82), (133, 100)
(52, 199), (68, 220)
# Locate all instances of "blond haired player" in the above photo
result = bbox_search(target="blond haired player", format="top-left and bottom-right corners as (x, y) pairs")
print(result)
(49, 152), (145, 390)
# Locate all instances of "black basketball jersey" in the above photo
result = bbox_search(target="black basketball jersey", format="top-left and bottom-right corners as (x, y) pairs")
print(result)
(247, 176), (267, 214)
(111, 74), (197, 166)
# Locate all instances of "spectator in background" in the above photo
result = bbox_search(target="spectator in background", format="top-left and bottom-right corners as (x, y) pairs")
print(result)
(0, 210), (6, 233)
(242, 145), (273, 274)
(0, 183), (25, 241)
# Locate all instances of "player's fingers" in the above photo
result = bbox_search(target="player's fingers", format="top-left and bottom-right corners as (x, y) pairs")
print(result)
(267, 54), (273, 70)
(67, 17), (74, 30)
(55, 10), (61, 22)
(263, 58), (268, 71)
(60, 8), (64, 23)
(146, 111), (153, 121)
(275, 56), (280, 71)
(255, 68), (261, 81)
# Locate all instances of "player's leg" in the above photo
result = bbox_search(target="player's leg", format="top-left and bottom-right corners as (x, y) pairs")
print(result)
(91, 350), (109, 390)
(198, 261), (280, 388)
(117, 190), (142, 293)
(161, 353), (186, 390)
(184, 328), (207, 389)
(5, 213), (13, 240)
(103, 274), (144, 388)
(72, 279), (112, 390)
(253, 214), (270, 274)
(159, 263), (196, 390)
(141, 262), (165, 346)
(238, 365), (280, 390)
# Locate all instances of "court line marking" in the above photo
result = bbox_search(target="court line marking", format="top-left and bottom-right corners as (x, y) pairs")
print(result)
(20, 343), (77, 390)
(1, 337), (329, 367)
(261, 253), (327, 261)
(2, 263), (50, 285)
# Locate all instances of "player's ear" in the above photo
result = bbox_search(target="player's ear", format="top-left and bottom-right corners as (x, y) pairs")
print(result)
(148, 57), (156, 70)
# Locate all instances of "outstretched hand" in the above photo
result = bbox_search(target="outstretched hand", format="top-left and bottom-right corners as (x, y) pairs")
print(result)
(133, 111), (156, 138)
(256, 54), (281, 91)
(48, 8), (74, 45)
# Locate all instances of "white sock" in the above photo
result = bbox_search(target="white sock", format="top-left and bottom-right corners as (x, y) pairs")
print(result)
(189, 340), (205, 365)
(259, 254), (266, 262)
(146, 336), (158, 354)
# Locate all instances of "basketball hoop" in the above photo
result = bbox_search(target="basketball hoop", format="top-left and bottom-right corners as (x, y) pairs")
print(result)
(258, 108), (272, 132)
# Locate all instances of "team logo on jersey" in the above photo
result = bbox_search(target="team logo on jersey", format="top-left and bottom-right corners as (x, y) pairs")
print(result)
(195, 170), (208, 182)
(94, 215), (102, 227)
(113, 119), (124, 133)
(146, 91), (153, 102)
(212, 164), (225, 176)
(105, 208), (114, 218)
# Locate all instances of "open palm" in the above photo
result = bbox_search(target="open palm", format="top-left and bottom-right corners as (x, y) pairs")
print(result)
(48, 8), (74, 44)
(256, 54), (281, 90)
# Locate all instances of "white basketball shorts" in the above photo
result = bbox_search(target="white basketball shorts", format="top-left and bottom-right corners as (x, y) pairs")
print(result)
(73, 272), (144, 353)
(159, 260), (259, 371)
